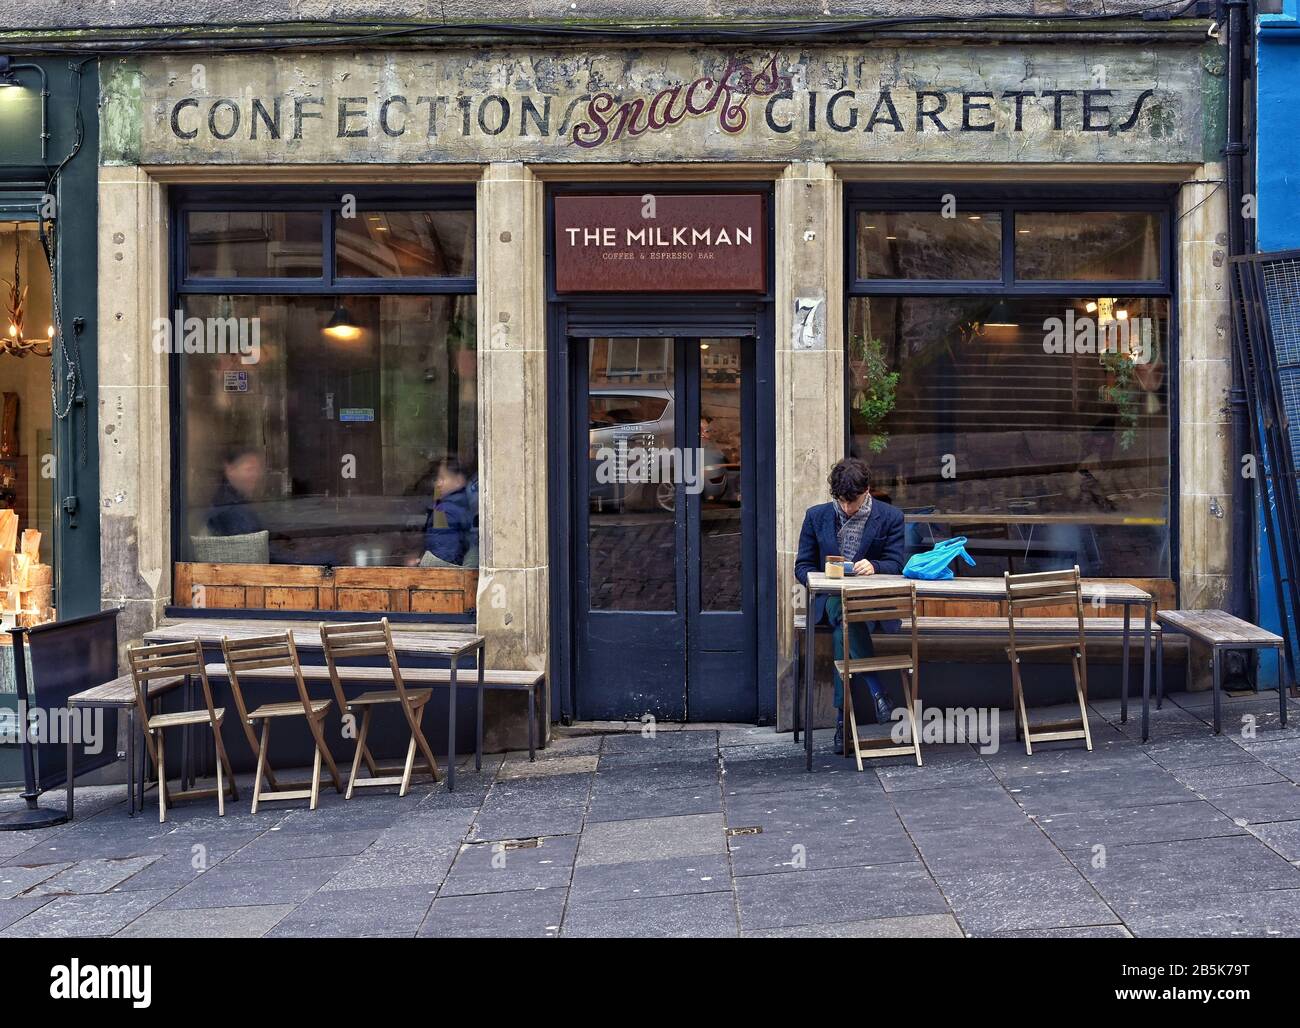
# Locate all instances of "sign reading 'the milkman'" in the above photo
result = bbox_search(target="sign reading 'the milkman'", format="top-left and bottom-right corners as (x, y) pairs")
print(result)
(100, 44), (1217, 166)
(554, 194), (766, 292)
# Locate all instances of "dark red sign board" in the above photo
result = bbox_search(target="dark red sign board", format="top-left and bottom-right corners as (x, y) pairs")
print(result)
(554, 193), (766, 293)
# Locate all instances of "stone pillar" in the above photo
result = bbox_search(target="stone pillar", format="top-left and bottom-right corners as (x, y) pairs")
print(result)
(97, 166), (171, 656)
(475, 162), (550, 749)
(774, 162), (844, 730)
(1177, 163), (1233, 687)
(1177, 163), (1233, 611)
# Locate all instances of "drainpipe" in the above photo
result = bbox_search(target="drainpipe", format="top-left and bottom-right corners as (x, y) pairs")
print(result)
(1225, 0), (1254, 682)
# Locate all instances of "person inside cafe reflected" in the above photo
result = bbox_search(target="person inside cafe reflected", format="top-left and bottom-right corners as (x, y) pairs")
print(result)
(207, 445), (269, 538)
(795, 457), (906, 753)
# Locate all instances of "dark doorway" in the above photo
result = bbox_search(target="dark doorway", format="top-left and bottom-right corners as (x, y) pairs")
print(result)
(568, 331), (761, 722)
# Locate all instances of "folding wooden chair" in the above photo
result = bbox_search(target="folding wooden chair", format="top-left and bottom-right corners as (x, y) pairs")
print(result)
(836, 583), (923, 770)
(320, 619), (440, 798)
(1004, 565), (1093, 755)
(127, 639), (238, 823)
(221, 632), (342, 812)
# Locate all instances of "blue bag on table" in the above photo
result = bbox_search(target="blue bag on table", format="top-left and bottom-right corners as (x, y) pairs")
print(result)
(903, 536), (976, 581)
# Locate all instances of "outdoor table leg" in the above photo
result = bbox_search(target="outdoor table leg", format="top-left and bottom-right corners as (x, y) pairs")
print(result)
(528, 683), (537, 761)
(1140, 601), (1152, 739)
(1278, 643), (1288, 728)
(1157, 631), (1165, 710)
(1211, 645), (1223, 735)
(65, 724), (74, 822)
(127, 707), (136, 818)
(792, 627), (801, 745)
(804, 591), (815, 772)
(448, 656), (458, 793)
(1119, 603), (1131, 724)
(475, 641), (485, 773)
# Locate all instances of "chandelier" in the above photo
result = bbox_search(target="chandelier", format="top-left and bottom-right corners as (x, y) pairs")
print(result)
(2, 223), (53, 358)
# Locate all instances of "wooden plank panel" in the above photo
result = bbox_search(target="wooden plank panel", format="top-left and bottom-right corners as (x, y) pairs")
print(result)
(264, 587), (320, 610)
(336, 588), (395, 612)
(410, 589), (464, 614)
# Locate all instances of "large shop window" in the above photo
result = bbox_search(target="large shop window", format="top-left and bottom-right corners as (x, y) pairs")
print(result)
(0, 219), (57, 630)
(173, 198), (478, 614)
(848, 201), (1171, 579)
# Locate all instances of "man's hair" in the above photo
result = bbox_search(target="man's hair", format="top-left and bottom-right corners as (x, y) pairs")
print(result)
(828, 458), (872, 501)
(223, 445), (261, 466)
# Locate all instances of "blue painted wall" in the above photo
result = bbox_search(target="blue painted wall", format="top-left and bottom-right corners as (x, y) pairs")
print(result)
(1254, 0), (1300, 684)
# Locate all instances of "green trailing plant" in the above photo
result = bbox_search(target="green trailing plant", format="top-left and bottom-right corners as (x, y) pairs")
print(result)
(1099, 351), (1139, 451)
(851, 334), (899, 453)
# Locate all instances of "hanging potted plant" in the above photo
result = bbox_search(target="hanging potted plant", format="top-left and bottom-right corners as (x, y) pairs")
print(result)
(849, 334), (899, 453)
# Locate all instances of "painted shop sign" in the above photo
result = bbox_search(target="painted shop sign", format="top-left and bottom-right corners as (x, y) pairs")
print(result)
(554, 193), (766, 293)
(101, 45), (1216, 165)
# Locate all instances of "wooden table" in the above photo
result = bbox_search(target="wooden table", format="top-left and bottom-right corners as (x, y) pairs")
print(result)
(1156, 609), (1289, 735)
(799, 573), (1156, 769)
(66, 674), (183, 818)
(144, 619), (485, 792)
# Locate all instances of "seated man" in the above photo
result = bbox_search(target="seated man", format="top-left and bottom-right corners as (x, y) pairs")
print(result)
(794, 457), (906, 753)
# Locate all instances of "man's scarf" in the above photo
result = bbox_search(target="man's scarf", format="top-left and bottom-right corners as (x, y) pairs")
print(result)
(835, 495), (873, 560)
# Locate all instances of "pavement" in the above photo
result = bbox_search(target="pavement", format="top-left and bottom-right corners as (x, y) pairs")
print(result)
(3, 687), (1300, 938)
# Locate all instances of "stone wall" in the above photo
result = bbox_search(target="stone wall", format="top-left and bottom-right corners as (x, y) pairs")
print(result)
(4, 2), (1184, 31)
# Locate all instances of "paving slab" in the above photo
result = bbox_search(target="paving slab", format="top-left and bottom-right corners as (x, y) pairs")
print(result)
(568, 853), (732, 902)
(0, 861), (71, 899)
(116, 903), (295, 938)
(160, 855), (350, 909)
(225, 827), (383, 863)
(1, 889), (173, 937)
(1075, 834), (1300, 907)
(577, 813), (726, 866)
(1196, 782), (1300, 825)
(441, 835), (578, 896)
(939, 866), (1118, 936)
(726, 807), (917, 875)
(1247, 819), (1300, 861)
(742, 912), (963, 938)
(908, 821), (1070, 877)
(1171, 761), (1290, 791)
(735, 862), (949, 932)
(26, 856), (160, 897)
(1033, 799), (1247, 850)
(419, 886), (566, 938)
(268, 886), (435, 937)
(562, 889), (736, 938)
(319, 843), (458, 891)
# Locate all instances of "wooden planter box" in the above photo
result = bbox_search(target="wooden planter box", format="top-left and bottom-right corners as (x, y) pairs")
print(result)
(174, 562), (478, 615)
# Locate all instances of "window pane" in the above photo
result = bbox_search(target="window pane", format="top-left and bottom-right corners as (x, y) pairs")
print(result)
(186, 211), (322, 278)
(181, 294), (478, 572)
(699, 338), (744, 612)
(0, 221), (57, 627)
(848, 294), (1170, 577)
(336, 210), (475, 278)
(1015, 211), (1162, 281)
(586, 337), (677, 611)
(856, 211), (1001, 280)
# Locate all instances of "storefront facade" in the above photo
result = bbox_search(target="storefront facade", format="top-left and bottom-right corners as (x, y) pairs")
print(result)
(76, 23), (1232, 745)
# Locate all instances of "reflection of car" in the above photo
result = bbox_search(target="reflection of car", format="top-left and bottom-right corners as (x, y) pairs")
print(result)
(588, 388), (736, 511)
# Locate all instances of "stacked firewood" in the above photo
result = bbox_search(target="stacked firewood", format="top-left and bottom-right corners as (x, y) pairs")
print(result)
(0, 509), (54, 627)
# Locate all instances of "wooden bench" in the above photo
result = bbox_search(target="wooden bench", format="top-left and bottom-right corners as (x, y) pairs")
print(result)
(1156, 609), (1289, 735)
(67, 674), (184, 818)
(202, 662), (546, 763)
(792, 613), (1163, 742)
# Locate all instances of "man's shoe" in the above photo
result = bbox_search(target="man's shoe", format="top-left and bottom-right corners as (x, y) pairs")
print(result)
(832, 715), (844, 754)
(874, 694), (894, 725)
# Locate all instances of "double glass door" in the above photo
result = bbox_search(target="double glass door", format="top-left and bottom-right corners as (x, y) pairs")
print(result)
(574, 335), (756, 721)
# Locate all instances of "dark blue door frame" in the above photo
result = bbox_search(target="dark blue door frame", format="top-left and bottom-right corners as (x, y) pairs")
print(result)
(547, 299), (776, 725)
